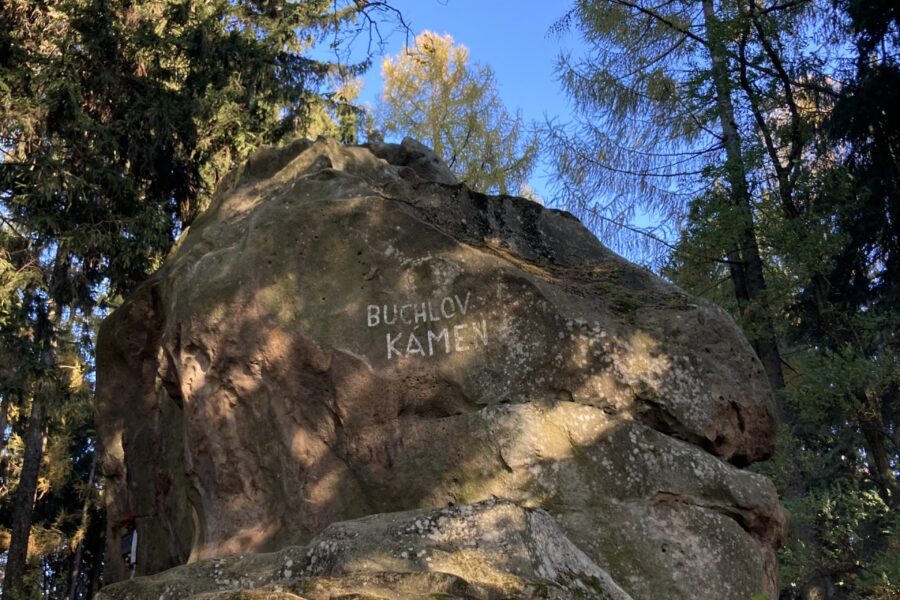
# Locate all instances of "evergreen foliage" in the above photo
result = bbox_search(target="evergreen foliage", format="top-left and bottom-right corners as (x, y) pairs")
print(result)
(552, 0), (898, 597)
(0, 1), (395, 596)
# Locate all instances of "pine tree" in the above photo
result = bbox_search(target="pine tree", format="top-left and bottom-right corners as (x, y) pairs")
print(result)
(1, 1), (397, 596)
(552, 0), (898, 596)
(549, 0), (792, 405)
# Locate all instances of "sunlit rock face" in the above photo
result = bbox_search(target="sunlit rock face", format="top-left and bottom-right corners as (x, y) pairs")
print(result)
(95, 137), (786, 599)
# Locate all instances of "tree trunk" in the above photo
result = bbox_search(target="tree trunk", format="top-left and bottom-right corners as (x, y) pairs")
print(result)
(86, 514), (104, 599)
(702, 5), (829, 597)
(857, 393), (898, 504)
(66, 456), (97, 600)
(701, 0), (787, 410)
(0, 393), (9, 455)
(1, 394), (46, 599)
(0, 392), (11, 488)
(3, 296), (56, 600)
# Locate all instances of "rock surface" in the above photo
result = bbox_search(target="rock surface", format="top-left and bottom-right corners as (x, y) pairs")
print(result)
(95, 137), (787, 599)
(97, 499), (633, 600)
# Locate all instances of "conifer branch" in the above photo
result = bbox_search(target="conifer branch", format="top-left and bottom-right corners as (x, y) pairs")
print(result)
(611, 0), (708, 47)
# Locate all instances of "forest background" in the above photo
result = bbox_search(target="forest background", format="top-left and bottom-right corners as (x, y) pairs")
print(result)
(0, 1), (897, 599)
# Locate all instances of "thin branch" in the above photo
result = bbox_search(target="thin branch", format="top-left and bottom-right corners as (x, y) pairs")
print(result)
(780, 356), (802, 375)
(737, 28), (797, 218)
(694, 273), (733, 297)
(580, 121), (723, 158)
(740, 53), (841, 99)
(565, 60), (722, 142)
(0, 215), (29, 242)
(570, 147), (709, 178)
(354, 1), (413, 52)
(611, 0), (708, 47)
(584, 206), (742, 266)
(621, 32), (689, 78)
(749, 5), (804, 198)
(760, 0), (813, 16)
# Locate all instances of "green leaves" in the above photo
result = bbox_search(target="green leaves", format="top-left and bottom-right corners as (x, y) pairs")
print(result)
(557, 0), (898, 595)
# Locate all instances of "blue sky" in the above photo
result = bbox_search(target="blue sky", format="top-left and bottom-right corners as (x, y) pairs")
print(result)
(354, 1), (579, 126)
(334, 0), (584, 203)
(325, 2), (662, 265)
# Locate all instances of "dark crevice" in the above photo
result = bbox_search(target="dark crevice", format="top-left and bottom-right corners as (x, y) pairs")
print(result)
(731, 400), (746, 432)
(650, 490), (769, 549)
(634, 392), (754, 467)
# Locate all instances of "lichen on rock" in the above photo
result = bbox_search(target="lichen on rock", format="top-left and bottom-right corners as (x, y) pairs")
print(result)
(97, 500), (634, 600)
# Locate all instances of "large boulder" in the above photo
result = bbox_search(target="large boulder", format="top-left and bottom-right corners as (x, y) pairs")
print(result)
(95, 137), (786, 599)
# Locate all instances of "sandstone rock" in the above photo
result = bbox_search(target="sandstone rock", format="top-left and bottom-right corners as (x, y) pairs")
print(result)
(95, 137), (786, 599)
(97, 499), (633, 600)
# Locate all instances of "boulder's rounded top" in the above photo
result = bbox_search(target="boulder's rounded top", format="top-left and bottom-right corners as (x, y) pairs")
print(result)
(365, 137), (459, 186)
(213, 136), (458, 201)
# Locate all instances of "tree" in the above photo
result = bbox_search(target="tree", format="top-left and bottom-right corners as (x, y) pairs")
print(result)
(375, 31), (539, 195)
(549, 0), (789, 405)
(0, 295), (98, 598)
(551, 0), (897, 596)
(0, 0), (401, 596)
(303, 73), (366, 143)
